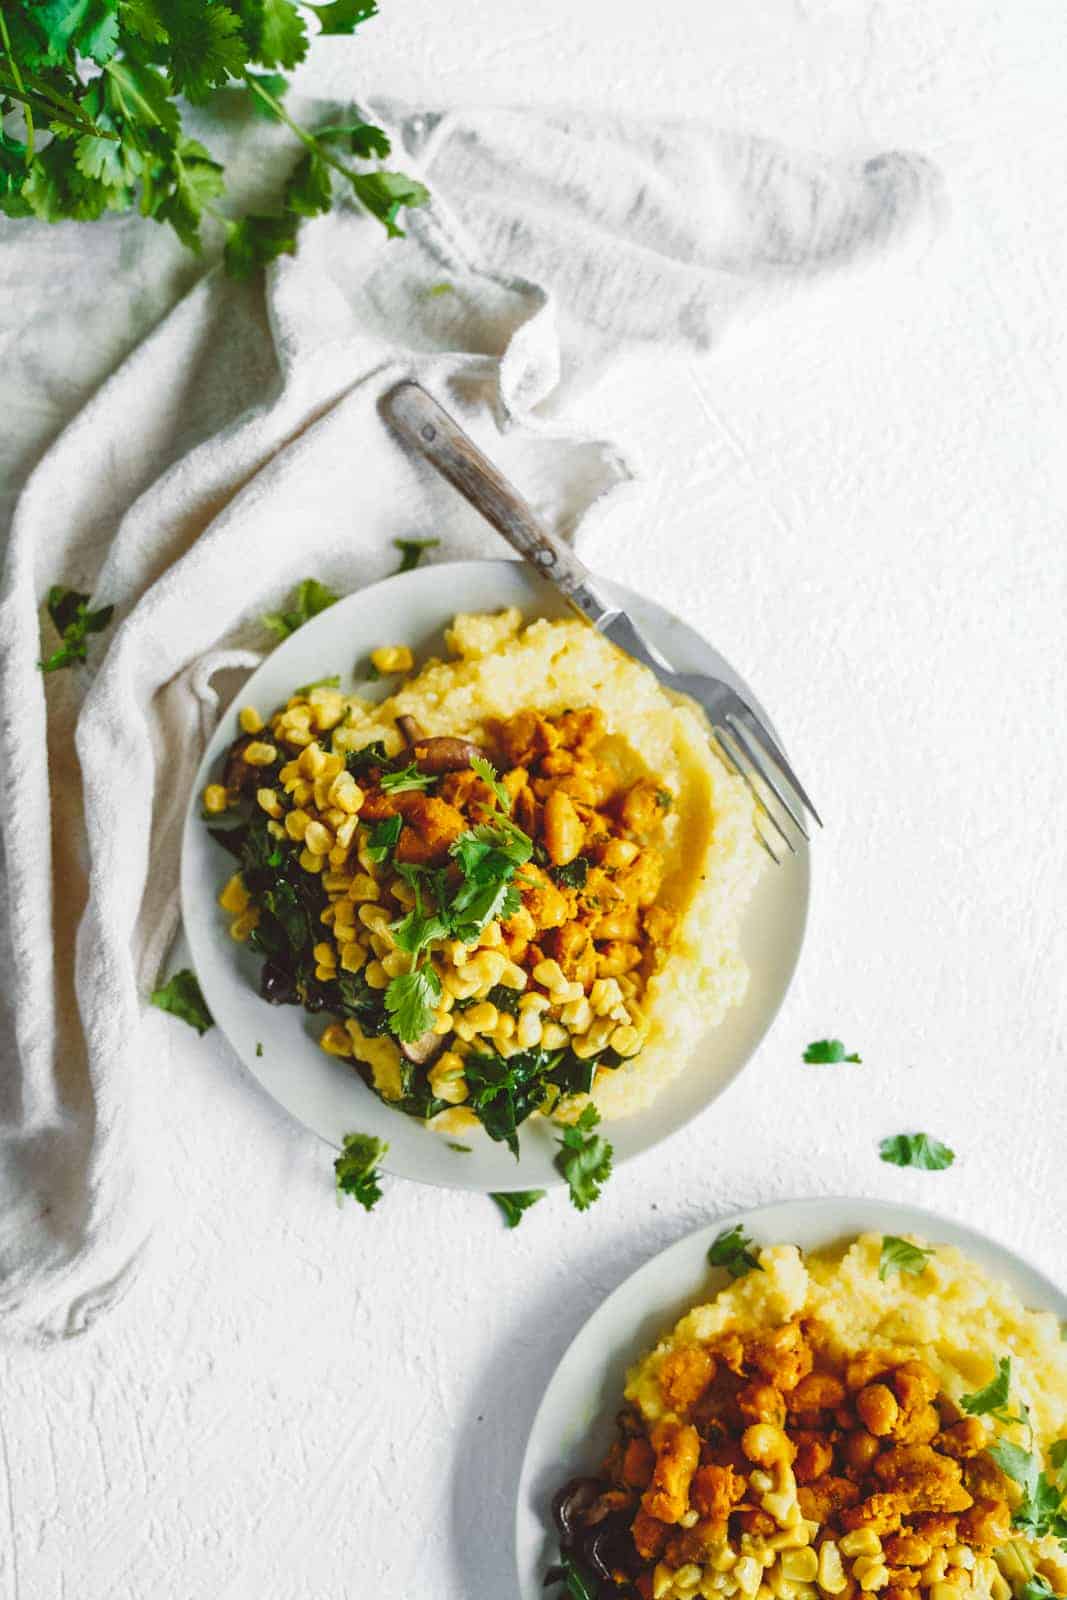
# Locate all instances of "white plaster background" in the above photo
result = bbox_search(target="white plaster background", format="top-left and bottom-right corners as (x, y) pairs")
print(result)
(1, 2), (1066, 1597)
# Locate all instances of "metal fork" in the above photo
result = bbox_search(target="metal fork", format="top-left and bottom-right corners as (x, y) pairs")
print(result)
(382, 381), (820, 861)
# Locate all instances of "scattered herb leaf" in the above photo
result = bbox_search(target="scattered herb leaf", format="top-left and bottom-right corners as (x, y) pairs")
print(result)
(707, 1223), (763, 1279)
(379, 762), (436, 795)
(255, 1041), (263, 1057)
(961, 1358), (1013, 1418)
(490, 1190), (546, 1229)
(392, 536), (440, 573)
(345, 739), (389, 778)
(334, 1132), (387, 1211)
(554, 1104), (613, 1212)
(365, 814), (403, 863)
(879, 1235), (935, 1282)
(447, 1141), (472, 1154)
(294, 674), (340, 695)
(470, 754), (511, 812)
(879, 1132), (956, 1171)
(39, 586), (114, 672)
(551, 855), (588, 890)
(803, 1038), (862, 1064)
(263, 578), (339, 640)
(384, 965), (441, 1042)
(150, 968), (213, 1034)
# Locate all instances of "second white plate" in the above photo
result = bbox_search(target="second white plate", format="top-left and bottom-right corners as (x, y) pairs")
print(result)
(515, 1196), (1067, 1599)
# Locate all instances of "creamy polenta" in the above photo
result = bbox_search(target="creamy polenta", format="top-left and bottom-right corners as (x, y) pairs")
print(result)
(546, 1232), (1067, 1600)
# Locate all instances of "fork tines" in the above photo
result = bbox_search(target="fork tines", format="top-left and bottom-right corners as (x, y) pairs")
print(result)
(713, 706), (821, 865)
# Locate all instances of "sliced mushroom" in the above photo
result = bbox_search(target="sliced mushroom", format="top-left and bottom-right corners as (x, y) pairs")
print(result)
(222, 733), (258, 792)
(551, 1477), (605, 1546)
(409, 736), (488, 774)
(400, 1030), (444, 1067)
(396, 714), (425, 746)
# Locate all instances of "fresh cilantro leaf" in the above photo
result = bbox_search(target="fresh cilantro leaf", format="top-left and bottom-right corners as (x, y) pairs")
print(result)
(150, 968), (213, 1034)
(162, 3), (246, 102)
(344, 167), (429, 239)
(262, 577), (339, 639)
(26, 0), (120, 65)
(345, 740), (389, 778)
(485, 983), (522, 1016)
(465, 1045), (561, 1158)
(242, 0), (309, 68)
(294, 674), (340, 695)
(39, 586), (114, 671)
(379, 762), (435, 795)
(707, 1224), (763, 1279)
(317, 119), (391, 159)
(424, 281), (454, 299)
(154, 136), (225, 251)
(879, 1236), (935, 1282)
(470, 754), (511, 812)
(961, 1358), (1013, 1417)
(803, 1038), (862, 1064)
(391, 902), (450, 958)
(305, 0), (377, 34)
(490, 1190), (546, 1229)
(245, 70), (288, 116)
(879, 1132), (955, 1171)
(284, 148), (333, 217)
(551, 856), (588, 890)
(554, 1104), (613, 1212)
(1014, 1471), (1067, 1541)
(365, 814), (402, 863)
(1019, 1580), (1055, 1600)
(255, 1041), (263, 1056)
(1051, 1439), (1067, 1491)
(384, 966), (440, 1042)
(223, 210), (300, 277)
(446, 1141), (471, 1153)
(655, 788), (673, 811)
(392, 536), (439, 573)
(334, 1131), (386, 1211)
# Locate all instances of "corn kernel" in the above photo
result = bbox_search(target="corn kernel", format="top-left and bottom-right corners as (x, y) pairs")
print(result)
(328, 845), (349, 869)
(336, 815), (359, 849)
(381, 951), (408, 979)
(312, 941), (336, 967)
(298, 742), (328, 778)
(229, 909), (259, 941)
(552, 980), (585, 1005)
(239, 706), (264, 734)
(304, 820), (333, 856)
(348, 874), (380, 903)
(256, 787), (283, 819)
(817, 1543), (846, 1595)
(781, 1553), (817, 1585)
(243, 741), (278, 766)
(312, 695), (346, 733)
(370, 644), (414, 675)
(329, 773), (364, 813)
(589, 977), (624, 1015)
(320, 907), (336, 925)
(203, 783), (230, 814)
(948, 1550), (975, 1574)
(339, 942), (366, 973)
(541, 1022), (568, 1049)
(854, 1565), (888, 1593)
(285, 808), (310, 841)
(519, 992), (551, 1012)
(653, 1566), (675, 1600)
(494, 1013), (516, 1041)
(267, 820), (286, 839)
(464, 1002), (498, 1033)
(292, 780), (313, 805)
(218, 873), (249, 914)
(319, 1023), (353, 1058)
(299, 847), (324, 873)
(931, 1588), (964, 1600)
(532, 958), (566, 990)
(560, 996), (593, 1033)
(675, 1569), (703, 1595)
(478, 919), (503, 949)
(466, 949), (507, 990)
(839, 1533), (881, 1561)
(359, 904), (390, 932)
(497, 962), (527, 991)
(610, 1023), (642, 1056)
(364, 960), (389, 989)
(432, 1011), (454, 1036)
(735, 1560), (762, 1598)
(429, 1053), (468, 1104)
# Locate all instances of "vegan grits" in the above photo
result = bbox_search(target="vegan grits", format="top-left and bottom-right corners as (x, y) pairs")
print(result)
(202, 608), (765, 1160)
(547, 1232), (1067, 1600)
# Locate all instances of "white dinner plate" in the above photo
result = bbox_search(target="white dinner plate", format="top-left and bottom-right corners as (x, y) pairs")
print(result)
(514, 1195), (1067, 1600)
(180, 558), (810, 1193)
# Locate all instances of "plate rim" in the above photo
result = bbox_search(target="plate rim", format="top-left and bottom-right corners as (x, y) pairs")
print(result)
(180, 556), (812, 1193)
(514, 1192), (1067, 1599)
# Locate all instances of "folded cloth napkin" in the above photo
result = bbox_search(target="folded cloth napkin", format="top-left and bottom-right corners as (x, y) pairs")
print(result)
(0, 104), (944, 1344)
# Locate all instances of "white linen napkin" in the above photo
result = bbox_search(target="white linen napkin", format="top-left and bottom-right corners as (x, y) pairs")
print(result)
(0, 104), (944, 1345)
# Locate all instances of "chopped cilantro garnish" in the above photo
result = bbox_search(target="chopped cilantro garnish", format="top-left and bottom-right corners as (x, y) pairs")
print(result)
(345, 740), (390, 778)
(365, 814), (403, 863)
(961, 1358), (1014, 1417)
(150, 969), (213, 1035)
(379, 762), (436, 794)
(879, 1236), (935, 1282)
(392, 537), (440, 573)
(550, 855), (588, 890)
(334, 1133), (387, 1211)
(803, 1038), (862, 1064)
(554, 1104), (613, 1211)
(447, 1141), (472, 1154)
(255, 1041), (263, 1057)
(384, 965), (440, 1041)
(262, 578), (339, 640)
(470, 754), (511, 812)
(490, 1190), (546, 1229)
(879, 1132), (955, 1170)
(707, 1223), (763, 1279)
(39, 586), (114, 672)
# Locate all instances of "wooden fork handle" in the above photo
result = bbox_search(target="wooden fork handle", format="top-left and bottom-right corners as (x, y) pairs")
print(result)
(382, 381), (612, 627)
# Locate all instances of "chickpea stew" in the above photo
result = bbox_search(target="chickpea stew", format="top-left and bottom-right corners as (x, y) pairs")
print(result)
(548, 1235), (1067, 1600)
(201, 612), (765, 1150)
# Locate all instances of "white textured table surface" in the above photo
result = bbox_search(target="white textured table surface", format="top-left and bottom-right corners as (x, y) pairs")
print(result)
(2, 4), (1066, 1598)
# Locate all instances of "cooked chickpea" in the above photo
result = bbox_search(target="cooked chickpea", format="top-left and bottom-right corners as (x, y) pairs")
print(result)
(743, 1424), (792, 1467)
(844, 1430), (882, 1473)
(856, 1385), (899, 1437)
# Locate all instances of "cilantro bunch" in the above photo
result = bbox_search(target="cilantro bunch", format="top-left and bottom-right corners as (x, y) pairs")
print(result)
(0, 0), (428, 275)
